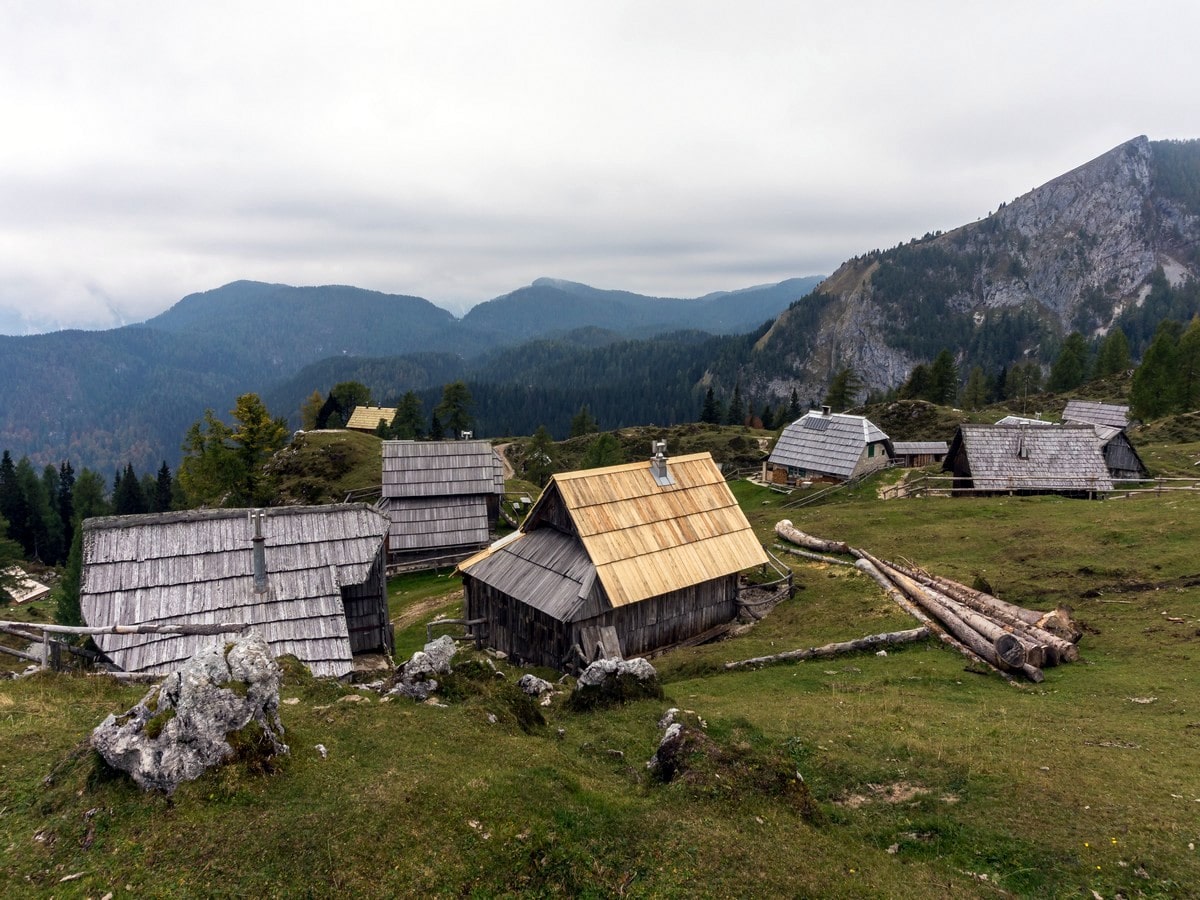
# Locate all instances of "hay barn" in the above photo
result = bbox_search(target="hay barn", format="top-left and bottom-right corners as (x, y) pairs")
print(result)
(459, 448), (768, 670)
(80, 504), (391, 678)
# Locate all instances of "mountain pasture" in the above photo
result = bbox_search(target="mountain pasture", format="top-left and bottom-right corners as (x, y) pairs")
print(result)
(2, 475), (1199, 897)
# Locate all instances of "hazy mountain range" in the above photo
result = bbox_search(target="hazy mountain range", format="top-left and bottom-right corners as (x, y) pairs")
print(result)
(4, 134), (1199, 478)
(0, 276), (822, 473)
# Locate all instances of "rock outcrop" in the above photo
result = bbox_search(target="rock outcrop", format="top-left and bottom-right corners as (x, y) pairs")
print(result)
(91, 631), (287, 794)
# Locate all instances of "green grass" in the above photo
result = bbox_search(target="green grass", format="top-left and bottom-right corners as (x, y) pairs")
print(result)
(4, 471), (1200, 896)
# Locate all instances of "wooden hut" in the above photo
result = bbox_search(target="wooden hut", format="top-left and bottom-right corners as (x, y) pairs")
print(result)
(1090, 425), (1149, 480)
(80, 504), (391, 678)
(943, 424), (1113, 497)
(345, 405), (397, 433)
(1062, 400), (1130, 431)
(381, 440), (505, 570)
(891, 441), (949, 467)
(765, 407), (893, 484)
(459, 448), (768, 670)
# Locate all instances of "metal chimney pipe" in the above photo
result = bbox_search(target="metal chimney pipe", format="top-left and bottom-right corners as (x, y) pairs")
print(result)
(250, 510), (268, 594)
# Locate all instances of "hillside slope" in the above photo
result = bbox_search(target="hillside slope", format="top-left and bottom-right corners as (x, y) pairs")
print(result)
(748, 136), (1200, 402)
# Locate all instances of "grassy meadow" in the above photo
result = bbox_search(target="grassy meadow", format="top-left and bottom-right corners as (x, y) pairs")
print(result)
(2, 470), (1199, 896)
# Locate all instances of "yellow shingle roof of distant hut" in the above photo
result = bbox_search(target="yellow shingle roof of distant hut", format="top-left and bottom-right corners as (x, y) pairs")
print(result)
(345, 406), (397, 431)
(542, 452), (767, 608)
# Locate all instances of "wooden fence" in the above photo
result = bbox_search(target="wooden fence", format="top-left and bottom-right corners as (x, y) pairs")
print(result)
(0, 620), (248, 674)
(880, 475), (1200, 500)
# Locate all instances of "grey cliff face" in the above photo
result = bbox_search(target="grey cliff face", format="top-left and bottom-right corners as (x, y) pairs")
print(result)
(751, 136), (1200, 401)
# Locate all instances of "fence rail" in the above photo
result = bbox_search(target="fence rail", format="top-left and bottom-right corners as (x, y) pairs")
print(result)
(880, 474), (1200, 500)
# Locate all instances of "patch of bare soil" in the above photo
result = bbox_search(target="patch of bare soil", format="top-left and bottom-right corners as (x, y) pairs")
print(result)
(494, 443), (516, 480)
(837, 781), (930, 808)
(391, 590), (463, 631)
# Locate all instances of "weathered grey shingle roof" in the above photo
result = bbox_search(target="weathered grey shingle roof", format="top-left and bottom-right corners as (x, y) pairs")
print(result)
(381, 440), (504, 498)
(80, 504), (389, 678)
(1062, 400), (1130, 430)
(463, 528), (600, 622)
(384, 495), (491, 552)
(768, 411), (890, 479)
(994, 415), (1052, 427)
(892, 441), (949, 456)
(947, 424), (1114, 492)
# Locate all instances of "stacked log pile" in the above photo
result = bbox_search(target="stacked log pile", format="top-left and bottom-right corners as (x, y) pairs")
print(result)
(773, 520), (1082, 683)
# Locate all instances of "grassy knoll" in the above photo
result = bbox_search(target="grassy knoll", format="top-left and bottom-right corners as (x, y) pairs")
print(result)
(2, 480), (1199, 897)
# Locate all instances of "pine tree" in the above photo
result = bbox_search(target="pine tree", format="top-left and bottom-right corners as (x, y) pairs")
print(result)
(1175, 316), (1200, 411)
(429, 413), (445, 440)
(929, 350), (959, 405)
(582, 433), (623, 468)
(699, 387), (720, 424)
(231, 393), (289, 506)
(823, 367), (862, 412)
(300, 390), (324, 431)
(962, 366), (988, 410)
(0, 514), (22, 606)
(54, 528), (83, 626)
(725, 383), (745, 426)
(1048, 332), (1090, 392)
(786, 388), (802, 422)
(435, 381), (474, 438)
(569, 404), (599, 437)
(155, 461), (174, 513)
(900, 364), (932, 401)
(391, 391), (425, 440)
(1131, 320), (1182, 420)
(1093, 327), (1131, 378)
(525, 426), (558, 486)
(57, 461), (75, 559)
(113, 462), (147, 515)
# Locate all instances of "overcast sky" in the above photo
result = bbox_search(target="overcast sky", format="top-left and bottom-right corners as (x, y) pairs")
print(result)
(1, 1), (1196, 334)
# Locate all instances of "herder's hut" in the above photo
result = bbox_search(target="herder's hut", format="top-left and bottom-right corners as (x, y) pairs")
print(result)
(380, 439), (505, 571)
(1090, 425), (1149, 480)
(891, 441), (949, 468)
(765, 406), (893, 485)
(458, 446), (769, 670)
(1062, 400), (1130, 431)
(943, 424), (1113, 497)
(345, 405), (398, 433)
(80, 504), (392, 678)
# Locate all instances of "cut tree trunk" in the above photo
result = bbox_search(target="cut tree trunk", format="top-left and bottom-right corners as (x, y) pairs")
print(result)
(725, 626), (931, 670)
(887, 563), (1079, 664)
(775, 521), (850, 554)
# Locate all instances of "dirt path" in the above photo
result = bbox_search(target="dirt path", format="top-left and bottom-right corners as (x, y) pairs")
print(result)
(494, 442), (516, 479)
(391, 590), (463, 630)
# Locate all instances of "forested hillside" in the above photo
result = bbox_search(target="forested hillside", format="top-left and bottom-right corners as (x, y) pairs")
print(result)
(0, 277), (817, 472)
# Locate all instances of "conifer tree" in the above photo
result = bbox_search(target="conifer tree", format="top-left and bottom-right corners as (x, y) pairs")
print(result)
(1048, 332), (1089, 392)
(1131, 320), (1182, 420)
(582, 433), (623, 468)
(786, 388), (802, 422)
(699, 387), (720, 424)
(391, 392), (426, 440)
(525, 426), (558, 486)
(1093, 327), (1131, 378)
(725, 383), (745, 425)
(435, 381), (474, 439)
(569, 404), (599, 437)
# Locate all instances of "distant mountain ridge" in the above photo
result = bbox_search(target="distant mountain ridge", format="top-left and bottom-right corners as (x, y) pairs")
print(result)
(0, 275), (822, 472)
